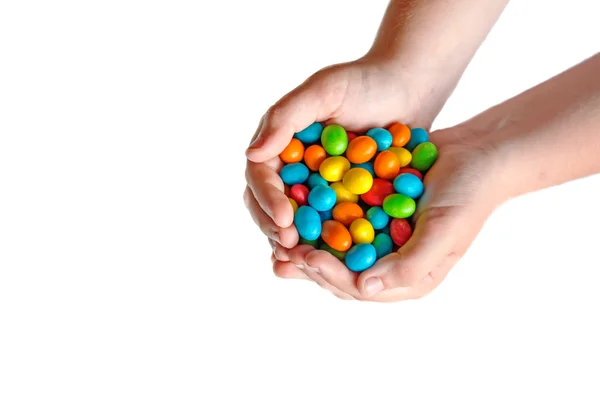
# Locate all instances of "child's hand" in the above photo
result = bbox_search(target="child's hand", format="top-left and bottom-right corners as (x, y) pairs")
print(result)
(244, 57), (441, 278)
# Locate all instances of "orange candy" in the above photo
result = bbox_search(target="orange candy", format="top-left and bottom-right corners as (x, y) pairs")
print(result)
(389, 122), (411, 147)
(374, 150), (400, 180)
(279, 138), (304, 163)
(332, 202), (364, 227)
(345, 136), (378, 164)
(303, 144), (327, 171)
(321, 220), (352, 252)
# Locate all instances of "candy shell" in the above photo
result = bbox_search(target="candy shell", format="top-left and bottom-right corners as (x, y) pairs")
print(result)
(411, 142), (438, 172)
(346, 132), (358, 142)
(405, 127), (428, 151)
(345, 136), (378, 164)
(290, 184), (309, 206)
(330, 182), (359, 204)
(321, 124), (348, 156)
(294, 206), (322, 240)
(307, 173), (329, 189)
(366, 127), (392, 151)
(398, 167), (423, 180)
(374, 150), (400, 180)
(289, 197), (298, 214)
(279, 138), (304, 163)
(304, 145), (327, 171)
(366, 206), (389, 230)
(332, 202), (364, 226)
(321, 220), (353, 252)
(361, 178), (395, 206)
(387, 147), (412, 168)
(349, 218), (375, 244)
(393, 173), (424, 199)
(318, 208), (333, 223)
(390, 218), (412, 246)
(319, 156), (351, 182)
(342, 168), (373, 195)
(345, 244), (377, 272)
(280, 163), (309, 185)
(388, 122), (411, 147)
(351, 162), (375, 176)
(320, 243), (347, 261)
(294, 122), (323, 144)
(308, 185), (336, 211)
(373, 233), (393, 259)
(382, 194), (416, 219)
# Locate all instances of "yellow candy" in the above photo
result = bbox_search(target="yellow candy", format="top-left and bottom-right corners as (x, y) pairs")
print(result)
(388, 147), (412, 167)
(330, 182), (359, 204)
(349, 218), (375, 244)
(342, 168), (373, 195)
(319, 156), (351, 182)
(289, 197), (298, 214)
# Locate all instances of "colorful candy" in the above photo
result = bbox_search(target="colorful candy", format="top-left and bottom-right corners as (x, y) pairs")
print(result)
(279, 138), (304, 163)
(387, 147), (412, 168)
(405, 127), (428, 151)
(330, 182), (359, 204)
(307, 173), (328, 189)
(280, 163), (309, 185)
(352, 162), (375, 175)
(319, 156), (350, 182)
(411, 142), (438, 172)
(366, 206), (389, 230)
(321, 124), (348, 156)
(342, 168), (374, 195)
(304, 145), (327, 171)
(366, 128), (393, 151)
(332, 202), (364, 226)
(345, 243), (377, 272)
(294, 122), (323, 144)
(390, 218), (412, 247)
(308, 185), (336, 211)
(361, 178), (395, 206)
(345, 136), (378, 164)
(372, 233), (393, 259)
(290, 184), (309, 206)
(349, 218), (375, 244)
(289, 198), (298, 214)
(393, 173), (424, 199)
(321, 220), (353, 251)
(374, 150), (400, 180)
(388, 123), (411, 147)
(382, 194), (416, 219)
(295, 206), (322, 240)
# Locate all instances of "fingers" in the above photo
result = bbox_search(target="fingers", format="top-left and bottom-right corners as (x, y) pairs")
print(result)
(246, 161), (294, 228)
(357, 207), (461, 298)
(272, 256), (309, 281)
(245, 67), (349, 163)
(304, 250), (363, 299)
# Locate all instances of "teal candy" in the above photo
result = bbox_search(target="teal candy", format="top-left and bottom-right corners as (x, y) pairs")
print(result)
(318, 208), (333, 223)
(405, 128), (428, 151)
(307, 173), (329, 189)
(382, 194), (416, 219)
(393, 173), (424, 199)
(321, 124), (348, 156)
(280, 163), (309, 185)
(308, 185), (337, 211)
(366, 128), (392, 151)
(373, 233), (393, 259)
(351, 162), (375, 176)
(366, 206), (389, 230)
(379, 224), (391, 235)
(410, 142), (438, 172)
(345, 243), (377, 272)
(295, 206), (322, 240)
(294, 122), (323, 144)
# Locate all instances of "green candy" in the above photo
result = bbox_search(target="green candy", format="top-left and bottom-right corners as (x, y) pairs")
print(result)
(321, 124), (348, 156)
(299, 237), (319, 247)
(319, 243), (346, 261)
(410, 142), (438, 172)
(382, 194), (416, 219)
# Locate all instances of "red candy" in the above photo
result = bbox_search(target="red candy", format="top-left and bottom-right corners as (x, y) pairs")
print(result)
(398, 167), (423, 180)
(390, 218), (412, 246)
(346, 131), (358, 142)
(290, 184), (309, 206)
(361, 178), (395, 206)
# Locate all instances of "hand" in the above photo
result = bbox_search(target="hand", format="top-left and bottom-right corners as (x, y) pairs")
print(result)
(285, 124), (506, 301)
(243, 55), (445, 283)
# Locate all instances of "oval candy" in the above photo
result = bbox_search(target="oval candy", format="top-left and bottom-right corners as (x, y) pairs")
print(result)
(321, 124), (348, 156)
(374, 150), (400, 180)
(361, 178), (395, 206)
(342, 168), (373, 195)
(366, 206), (389, 230)
(387, 147), (412, 168)
(307, 172), (329, 189)
(280, 163), (309, 185)
(390, 218), (413, 247)
(366, 127), (393, 151)
(349, 218), (375, 244)
(319, 156), (350, 182)
(304, 145), (327, 171)
(345, 136), (378, 164)
(393, 173), (424, 199)
(411, 142), (438, 172)
(405, 127), (428, 151)
(279, 138), (304, 163)
(373, 233), (393, 259)
(345, 244), (377, 272)
(294, 122), (323, 144)
(388, 122), (411, 147)
(290, 184), (309, 206)
(294, 206), (322, 240)
(321, 220), (353, 252)
(332, 202), (364, 226)
(382, 194), (416, 219)
(308, 185), (336, 211)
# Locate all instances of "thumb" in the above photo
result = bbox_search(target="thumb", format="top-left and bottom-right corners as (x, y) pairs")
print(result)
(357, 208), (462, 298)
(245, 68), (348, 163)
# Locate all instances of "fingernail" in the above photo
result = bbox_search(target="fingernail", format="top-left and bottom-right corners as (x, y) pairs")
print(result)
(294, 264), (304, 270)
(364, 277), (384, 297)
(247, 135), (265, 151)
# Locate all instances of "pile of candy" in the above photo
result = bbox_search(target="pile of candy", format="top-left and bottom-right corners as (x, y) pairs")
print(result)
(279, 122), (437, 272)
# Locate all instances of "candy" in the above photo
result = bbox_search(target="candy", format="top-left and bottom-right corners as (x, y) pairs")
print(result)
(294, 122), (323, 144)
(280, 163), (309, 185)
(366, 128), (393, 151)
(349, 218), (375, 244)
(345, 136), (378, 164)
(320, 243), (347, 261)
(319, 156), (351, 182)
(351, 162), (375, 175)
(342, 168), (374, 195)
(289, 197), (298, 214)
(366, 206), (389, 230)
(279, 138), (304, 163)
(321, 124), (348, 156)
(390, 218), (412, 247)
(382, 194), (416, 219)
(361, 178), (395, 206)
(398, 167), (423, 180)
(373, 233), (393, 259)
(405, 127), (428, 151)
(304, 145), (327, 171)
(346, 132), (358, 142)
(393, 173), (424, 199)
(332, 202), (364, 226)
(318, 208), (333, 223)
(321, 220), (353, 252)
(330, 182), (359, 204)
(387, 147), (412, 168)
(345, 243), (377, 272)
(389, 122), (411, 147)
(308, 185), (337, 211)
(307, 173), (328, 189)
(290, 184), (309, 206)
(295, 206), (322, 240)
(374, 150), (400, 180)
(411, 142), (438, 172)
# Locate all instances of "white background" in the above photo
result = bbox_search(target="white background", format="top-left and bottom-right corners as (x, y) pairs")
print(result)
(1, 0), (599, 399)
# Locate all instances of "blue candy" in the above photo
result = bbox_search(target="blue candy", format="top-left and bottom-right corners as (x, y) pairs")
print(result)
(372, 233), (393, 259)
(280, 163), (309, 185)
(351, 162), (375, 176)
(366, 206), (389, 230)
(318, 208), (333, 223)
(307, 173), (329, 189)
(345, 243), (377, 272)
(308, 185), (336, 212)
(366, 128), (393, 151)
(378, 224), (391, 235)
(393, 173), (424, 199)
(294, 206), (322, 240)
(405, 128), (428, 151)
(294, 122), (323, 144)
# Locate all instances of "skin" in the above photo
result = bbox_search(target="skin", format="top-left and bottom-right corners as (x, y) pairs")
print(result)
(244, 0), (600, 301)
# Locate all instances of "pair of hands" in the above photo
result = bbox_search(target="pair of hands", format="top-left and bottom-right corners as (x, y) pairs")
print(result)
(244, 57), (506, 302)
